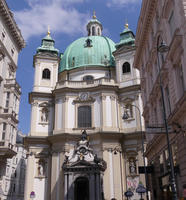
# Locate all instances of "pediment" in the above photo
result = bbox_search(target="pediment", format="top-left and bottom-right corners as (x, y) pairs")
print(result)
(69, 159), (94, 167)
(39, 102), (50, 107)
(121, 97), (135, 103)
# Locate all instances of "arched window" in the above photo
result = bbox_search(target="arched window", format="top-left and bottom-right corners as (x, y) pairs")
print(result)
(78, 106), (91, 128)
(98, 28), (100, 35)
(92, 26), (95, 36)
(42, 68), (50, 79)
(72, 57), (75, 67)
(83, 75), (94, 81)
(88, 28), (91, 36)
(122, 62), (131, 74)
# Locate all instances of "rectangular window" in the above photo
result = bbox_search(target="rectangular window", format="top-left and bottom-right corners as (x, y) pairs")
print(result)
(5, 92), (10, 108)
(154, 107), (158, 124)
(1, 30), (6, 41)
(5, 182), (8, 192)
(11, 49), (15, 57)
(2, 123), (6, 140)
(165, 86), (171, 116)
(169, 11), (175, 36)
(159, 99), (164, 124)
(78, 106), (91, 128)
(176, 64), (185, 98)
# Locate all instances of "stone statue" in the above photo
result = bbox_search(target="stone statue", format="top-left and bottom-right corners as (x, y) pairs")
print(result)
(41, 108), (48, 122)
(38, 163), (44, 176)
(129, 158), (137, 174)
(78, 130), (89, 146)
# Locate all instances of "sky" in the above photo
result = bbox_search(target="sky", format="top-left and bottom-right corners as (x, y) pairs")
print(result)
(6, 0), (142, 134)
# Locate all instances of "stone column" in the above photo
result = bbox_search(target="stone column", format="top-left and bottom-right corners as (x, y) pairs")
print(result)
(24, 153), (35, 200)
(109, 149), (114, 199)
(89, 174), (95, 200)
(100, 95), (106, 128)
(62, 97), (69, 130)
(30, 102), (38, 134)
(96, 173), (101, 200)
(64, 174), (69, 200)
(68, 173), (74, 200)
(110, 96), (117, 128)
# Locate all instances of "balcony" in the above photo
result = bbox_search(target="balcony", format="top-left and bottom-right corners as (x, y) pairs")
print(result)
(0, 107), (18, 123)
(56, 78), (117, 90)
(0, 141), (16, 159)
(4, 78), (21, 94)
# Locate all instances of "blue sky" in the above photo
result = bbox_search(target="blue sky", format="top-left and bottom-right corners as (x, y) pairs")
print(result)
(6, 0), (142, 134)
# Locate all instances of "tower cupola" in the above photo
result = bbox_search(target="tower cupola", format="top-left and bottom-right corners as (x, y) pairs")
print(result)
(115, 23), (135, 49)
(37, 28), (59, 56)
(86, 11), (103, 36)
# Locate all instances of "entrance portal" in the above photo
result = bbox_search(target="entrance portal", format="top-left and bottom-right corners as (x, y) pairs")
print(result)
(74, 177), (89, 200)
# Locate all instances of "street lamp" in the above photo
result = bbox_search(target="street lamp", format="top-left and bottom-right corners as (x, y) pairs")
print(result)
(122, 104), (149, 200)
(124, 189), (134, 200)
(157, 35), (178, 200)
(136, 183), (146, 200)
(30, 191), (35, 200)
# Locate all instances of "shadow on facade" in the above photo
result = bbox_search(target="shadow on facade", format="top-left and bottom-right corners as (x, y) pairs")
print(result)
(4, 158), (26, 200)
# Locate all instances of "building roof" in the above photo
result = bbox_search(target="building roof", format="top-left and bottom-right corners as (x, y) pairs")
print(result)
(115, 24), (135, 49)
(0, 0), (25, 50)
(59, 35), (116, 72)
(36, 31), (59, 56)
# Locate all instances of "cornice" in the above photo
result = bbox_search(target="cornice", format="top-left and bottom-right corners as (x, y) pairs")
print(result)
(29, 92), (53, 104)
(33, 53), (60, 67)
(133, 0), (157, 68)
(112, 45), (136, 56)
(0, 0), (25, 50)
(53, 84), (119, 94)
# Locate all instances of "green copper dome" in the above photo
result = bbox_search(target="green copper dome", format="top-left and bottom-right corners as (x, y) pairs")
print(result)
(59, 36), (116, 72)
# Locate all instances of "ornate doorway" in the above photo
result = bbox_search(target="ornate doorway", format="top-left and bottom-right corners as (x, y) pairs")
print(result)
(63, 130), (106, 200)
(74, 177), (89, 200)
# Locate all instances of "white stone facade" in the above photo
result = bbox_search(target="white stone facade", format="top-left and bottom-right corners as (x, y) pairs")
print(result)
(0, 0), (25, 199)
(24, 19), (147, 200)
(134, 0), (186, 199)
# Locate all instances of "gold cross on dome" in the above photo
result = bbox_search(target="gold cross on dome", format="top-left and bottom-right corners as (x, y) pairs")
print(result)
(93, 10), (96, 19)
(47, 25), (50, 36)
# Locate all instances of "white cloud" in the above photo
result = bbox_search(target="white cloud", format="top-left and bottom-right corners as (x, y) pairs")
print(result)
(106, 0), (140, 8)
(14, 0), (89, 40)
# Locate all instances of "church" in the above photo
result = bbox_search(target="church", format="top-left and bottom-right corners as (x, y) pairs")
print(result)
(24, 13), (146, 200)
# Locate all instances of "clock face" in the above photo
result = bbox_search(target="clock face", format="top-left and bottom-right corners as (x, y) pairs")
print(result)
(79, 147), (87, 154)
(80, 93), (88, 101)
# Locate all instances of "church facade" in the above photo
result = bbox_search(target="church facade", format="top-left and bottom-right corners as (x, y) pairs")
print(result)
(24, 14), (146, 200)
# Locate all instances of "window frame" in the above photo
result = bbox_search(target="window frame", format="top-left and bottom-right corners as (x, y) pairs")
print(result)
(77, 105), (92, 128)
(83, 75), (94, 81)
(42, 68), (51, 80)
(2, 123), (6, 140)
(122, 62), (131, 74)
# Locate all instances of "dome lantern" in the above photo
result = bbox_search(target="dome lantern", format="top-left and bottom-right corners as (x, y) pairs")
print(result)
(86, 11), (103, 36)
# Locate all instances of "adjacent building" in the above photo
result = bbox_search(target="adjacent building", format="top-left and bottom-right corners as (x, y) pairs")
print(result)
(24, 14), (147, 200)
(0, 0), (25, 199)
(134, 0), (186, 199)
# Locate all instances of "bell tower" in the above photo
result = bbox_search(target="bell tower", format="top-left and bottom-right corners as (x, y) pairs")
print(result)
(86, 11), (103, 36)
(33, 29), (59, 93)
(113, 23), (136, 84)
(29, 29), (59, 137)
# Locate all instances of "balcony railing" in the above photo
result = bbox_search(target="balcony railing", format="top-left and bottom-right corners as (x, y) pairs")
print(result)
(0, 107), (18, 121)
(4, 78), (21, 93)
(56, 78), (117, 89)
(0, 140), (17, 158)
